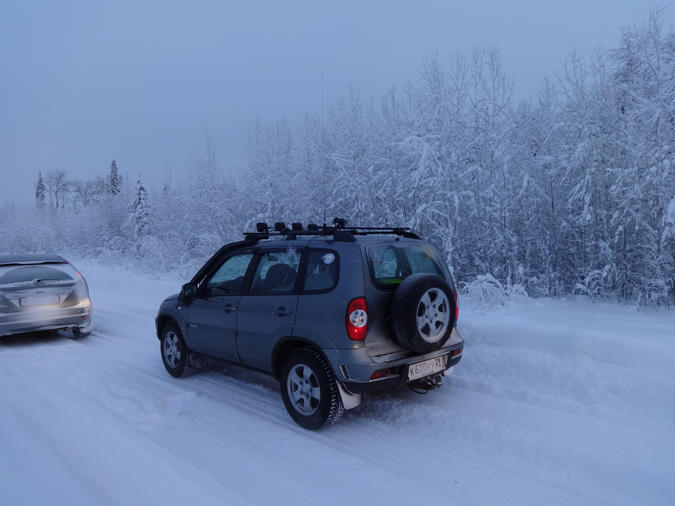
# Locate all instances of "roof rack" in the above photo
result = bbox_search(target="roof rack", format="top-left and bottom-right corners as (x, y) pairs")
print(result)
(244, 218), (421, 242)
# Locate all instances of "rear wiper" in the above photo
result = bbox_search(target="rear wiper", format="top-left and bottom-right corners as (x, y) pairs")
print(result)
(35, 278), (72, 285)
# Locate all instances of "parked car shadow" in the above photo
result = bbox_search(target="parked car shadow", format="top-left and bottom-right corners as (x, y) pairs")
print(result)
(0, 329), (87, 347)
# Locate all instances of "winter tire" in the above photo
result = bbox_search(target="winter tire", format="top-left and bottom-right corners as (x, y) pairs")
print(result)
(280, 347), (343, 430)
(391, 273), (456, 354)
(160, 323), (195, 378)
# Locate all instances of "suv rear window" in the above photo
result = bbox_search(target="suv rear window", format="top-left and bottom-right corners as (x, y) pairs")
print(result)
(367, 243), (445, 289)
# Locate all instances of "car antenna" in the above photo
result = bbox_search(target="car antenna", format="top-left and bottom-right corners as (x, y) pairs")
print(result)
(321, 72), (327, 228)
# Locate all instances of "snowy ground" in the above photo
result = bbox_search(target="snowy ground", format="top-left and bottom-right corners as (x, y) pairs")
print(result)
(1, 261), (674, 506)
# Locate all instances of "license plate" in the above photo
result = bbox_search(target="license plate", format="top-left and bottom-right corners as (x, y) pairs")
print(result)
(20, 294), (59, 307)
(407, 355), (448, 381)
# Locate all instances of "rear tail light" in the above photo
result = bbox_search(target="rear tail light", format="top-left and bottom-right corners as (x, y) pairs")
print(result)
(346, 297), (368, 340)
(68, 262), (84, 279)
(71, 276), (89, 303)
(451, 347), (463, 357)
(453, 286), (459, 322)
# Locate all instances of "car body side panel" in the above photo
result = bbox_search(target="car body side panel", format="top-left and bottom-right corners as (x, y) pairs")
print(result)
(293, 240), (365, 351)
(156, 299), (189, 341)
(186, 295), (240, 361)
(236, 293), (299, 371)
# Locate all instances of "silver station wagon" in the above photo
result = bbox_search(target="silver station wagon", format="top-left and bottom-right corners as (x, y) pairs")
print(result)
(0, 255), (94, 339)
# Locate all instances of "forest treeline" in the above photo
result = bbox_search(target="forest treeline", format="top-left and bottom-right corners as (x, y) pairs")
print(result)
(2, 13), (673, 304)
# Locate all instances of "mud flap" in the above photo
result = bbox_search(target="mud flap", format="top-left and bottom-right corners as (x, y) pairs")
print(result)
(336, 381), (362, 410)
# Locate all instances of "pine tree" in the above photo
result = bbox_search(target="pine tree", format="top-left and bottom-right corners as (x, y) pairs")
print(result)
(34, 171), (46, 208)
(108, 160), (122, 196)
(129, 179), (150, 239)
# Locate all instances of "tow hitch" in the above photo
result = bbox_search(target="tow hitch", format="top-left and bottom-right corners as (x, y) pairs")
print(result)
(408, 373), (443, 394)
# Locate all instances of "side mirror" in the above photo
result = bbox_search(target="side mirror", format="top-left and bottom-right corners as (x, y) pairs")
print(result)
(179, 283), (197, 305)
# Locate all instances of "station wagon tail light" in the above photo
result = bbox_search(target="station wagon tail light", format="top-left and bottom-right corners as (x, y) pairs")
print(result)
(346, 297), (368, 340)
(453, 286), (459, 322)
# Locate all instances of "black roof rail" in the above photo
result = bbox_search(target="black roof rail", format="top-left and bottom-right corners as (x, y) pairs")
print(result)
(243, 218), (421, 242)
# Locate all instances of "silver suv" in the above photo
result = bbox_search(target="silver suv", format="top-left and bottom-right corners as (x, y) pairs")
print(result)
(156, 221), (464, 429)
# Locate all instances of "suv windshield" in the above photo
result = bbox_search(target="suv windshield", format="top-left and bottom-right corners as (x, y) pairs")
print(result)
(367, 243), (446, 289)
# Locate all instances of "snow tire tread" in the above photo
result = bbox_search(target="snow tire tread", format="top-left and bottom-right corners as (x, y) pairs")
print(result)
(281, 347), (344, 429)
(161, 322), (196, 379)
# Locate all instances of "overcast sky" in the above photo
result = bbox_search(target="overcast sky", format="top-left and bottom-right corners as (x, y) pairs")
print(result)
(1, 0), (669, 204)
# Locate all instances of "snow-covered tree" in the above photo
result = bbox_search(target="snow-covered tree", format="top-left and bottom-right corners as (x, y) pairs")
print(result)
(45, 169), (68, 209)
(34, 171), (46, 208)
(107, 160), (122, 196)
(129, 179), (150, 240)
(2, 11), (673, 303)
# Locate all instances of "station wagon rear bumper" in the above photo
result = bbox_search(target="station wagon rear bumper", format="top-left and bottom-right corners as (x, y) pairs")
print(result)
(0, 301), (93, 337)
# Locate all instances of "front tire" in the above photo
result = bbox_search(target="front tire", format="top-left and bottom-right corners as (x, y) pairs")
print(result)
(280, 348), (343, 430)
(160, 323), (195, 378)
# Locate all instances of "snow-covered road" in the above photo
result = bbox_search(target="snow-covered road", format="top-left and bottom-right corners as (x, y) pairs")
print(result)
(1, 262), (674, 505)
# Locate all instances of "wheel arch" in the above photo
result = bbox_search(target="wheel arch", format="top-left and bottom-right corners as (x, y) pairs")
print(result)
(270, 336), (338, 379)
(156, 313), (179, 339)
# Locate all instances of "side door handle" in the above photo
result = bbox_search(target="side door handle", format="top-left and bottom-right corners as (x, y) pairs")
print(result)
(224, 304), (237, 313)
(274, 306), (292, 317)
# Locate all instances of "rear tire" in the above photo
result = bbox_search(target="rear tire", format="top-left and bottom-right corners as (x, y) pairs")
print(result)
(160, 323), (195, 378)
(280, 347), (343, 430)
(72, 327), (91, 339)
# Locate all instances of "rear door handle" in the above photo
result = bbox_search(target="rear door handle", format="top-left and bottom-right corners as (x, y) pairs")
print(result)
(274, 306), (292, 317)
(224, 304), (237, 313)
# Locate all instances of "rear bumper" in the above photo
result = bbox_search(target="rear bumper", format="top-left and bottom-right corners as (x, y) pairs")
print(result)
(0, 301), (93, 337)
(343, 353), (462, 394)
(335, 327), (465, 393)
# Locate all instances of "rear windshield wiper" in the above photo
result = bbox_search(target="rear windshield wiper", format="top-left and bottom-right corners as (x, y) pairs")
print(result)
(34, 278), (73, 285)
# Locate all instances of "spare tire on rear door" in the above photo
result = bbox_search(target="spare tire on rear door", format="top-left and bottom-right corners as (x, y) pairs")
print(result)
(391, 273), (456, 354)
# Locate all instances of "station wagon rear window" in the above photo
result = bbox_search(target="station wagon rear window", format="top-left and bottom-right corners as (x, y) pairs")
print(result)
(367, 243), (445, 289)
(0, 264), (74, 287)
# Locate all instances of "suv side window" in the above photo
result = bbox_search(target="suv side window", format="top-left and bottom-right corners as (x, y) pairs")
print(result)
(206, 252), (253, 296)
(302, 249), (338, 292)
(250, 249), (301, 294)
